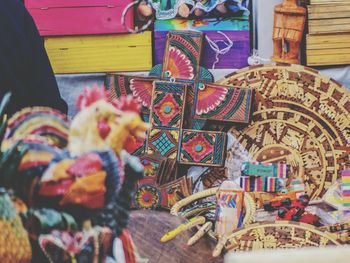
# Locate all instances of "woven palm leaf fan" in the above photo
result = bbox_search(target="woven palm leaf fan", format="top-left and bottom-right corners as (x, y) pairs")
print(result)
(171, 187), (256, 241)
(225, 221), (342, 252)
(217, 63), (350, 200)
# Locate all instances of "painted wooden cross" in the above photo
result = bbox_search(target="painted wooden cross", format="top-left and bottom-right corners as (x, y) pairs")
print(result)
(107, 30), (253, 169)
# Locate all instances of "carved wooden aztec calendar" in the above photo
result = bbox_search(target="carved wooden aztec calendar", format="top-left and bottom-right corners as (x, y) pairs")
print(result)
(218, 64), (350, 200)
(225, 221), (341, 252)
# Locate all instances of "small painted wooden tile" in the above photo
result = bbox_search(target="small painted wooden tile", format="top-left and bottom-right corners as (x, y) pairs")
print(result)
(147, 128), (180, 159)
(140, 154), (166, 179)
(159, 176), (193, 209)
(107, 74), (156, 113)
(150, 81), (187, 129)
(194, 83), (253, 124)
(162, 31), (203, 81)
(134, 177), (161, 210)
(179, 129), (226, 166)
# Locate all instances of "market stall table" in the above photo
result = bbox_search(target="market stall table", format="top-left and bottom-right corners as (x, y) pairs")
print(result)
(128, 210), (223, 263)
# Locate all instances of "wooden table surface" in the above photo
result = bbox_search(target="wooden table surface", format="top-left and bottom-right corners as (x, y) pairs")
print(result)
(129, 210), (223, 263)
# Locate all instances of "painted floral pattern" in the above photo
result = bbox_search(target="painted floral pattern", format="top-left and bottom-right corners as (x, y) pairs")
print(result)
(182, 133), (214, 162)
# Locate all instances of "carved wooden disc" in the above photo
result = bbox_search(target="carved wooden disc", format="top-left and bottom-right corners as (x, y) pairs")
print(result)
(225, 221), (341, 252)
(218, 64), (350, 200)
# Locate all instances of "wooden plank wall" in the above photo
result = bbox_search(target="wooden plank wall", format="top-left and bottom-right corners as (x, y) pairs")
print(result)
(306, 1), (350, 66)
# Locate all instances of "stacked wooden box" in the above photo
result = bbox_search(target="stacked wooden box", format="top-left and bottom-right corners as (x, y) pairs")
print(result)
(306, 0), (350, 66)
(25, 0), (152, 73)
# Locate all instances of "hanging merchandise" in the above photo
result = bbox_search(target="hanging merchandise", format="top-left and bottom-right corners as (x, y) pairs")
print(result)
(154, 18), (250, 69)
(136, 0), (249, 21)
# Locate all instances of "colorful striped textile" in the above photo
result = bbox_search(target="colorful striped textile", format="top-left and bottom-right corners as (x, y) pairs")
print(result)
(342, 169), (350, 209)
(240, 176), (279, 193)
(242, 162), (289, 179)
(215, 181), (244, 237)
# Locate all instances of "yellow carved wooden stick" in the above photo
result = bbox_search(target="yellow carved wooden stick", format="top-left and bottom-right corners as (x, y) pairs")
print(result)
(187, 221), (213, 246)
(213, 234), (229, 257)
(160, 216), (206, 243)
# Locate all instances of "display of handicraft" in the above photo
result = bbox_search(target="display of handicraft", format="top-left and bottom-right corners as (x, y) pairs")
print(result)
(1, 7), (350, 260)
(108, 30), (253, 168)
(107, 30), (254, 210)
(218, 63), (350, 200)
(157, 62), (350, 258)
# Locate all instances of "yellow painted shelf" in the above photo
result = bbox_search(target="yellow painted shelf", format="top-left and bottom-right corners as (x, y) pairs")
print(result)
(45, 32), (152, 74)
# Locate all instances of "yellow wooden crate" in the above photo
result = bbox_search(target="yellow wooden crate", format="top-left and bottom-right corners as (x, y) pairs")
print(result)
(306, 33), (350, 66)
(308, 4), (350, 34)
(45, 32), (152, 74)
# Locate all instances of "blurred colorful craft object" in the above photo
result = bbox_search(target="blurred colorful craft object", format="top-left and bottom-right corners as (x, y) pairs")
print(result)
(263, 191), (307, 212)
(194, 83), (253, 123)
(288, 179), (306, 192)
(0, 189), (32, 263)
(215, 181), (244, 237)
(5, 107), (70, 148)
(242, 162), (289, 179)
(342, 169), (350, 209)
(39, 227), (112, 263)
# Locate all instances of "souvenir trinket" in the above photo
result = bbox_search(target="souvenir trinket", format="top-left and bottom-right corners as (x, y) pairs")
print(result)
(272, 0), (306, 64)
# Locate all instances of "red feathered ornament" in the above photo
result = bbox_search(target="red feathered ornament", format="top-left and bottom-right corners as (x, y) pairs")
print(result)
(76, 85), (110, 111)
(111, 95), (141, 114)
(111, 95), (143, 154)
(124, 135), (144, 155)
